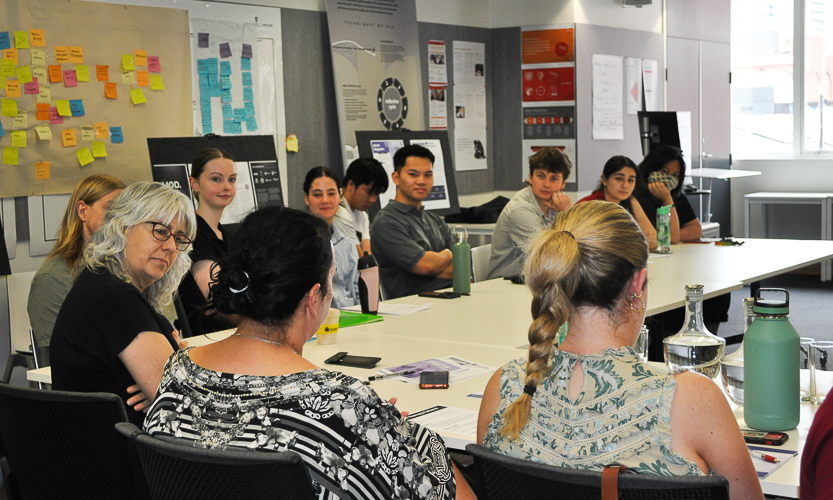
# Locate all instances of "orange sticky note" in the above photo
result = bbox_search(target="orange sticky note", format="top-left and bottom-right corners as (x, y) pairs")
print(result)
(96, 65), (109, 82)
(104, 82), (117, 99)
(55, 46), (69, 62)
(136, 70), (149, 87)
(5, 79), (21, 98)
(62, 128), (77, 147)
(36, 103), (50, 121)
(134, 50), (147, 66)
(3, 48), (19, 66)
(29, 29), (45, 47)
(130, 88), (147, 105)
(94, 122), (108, 139)
(69, 47), (84, 64)
(76, 147), (94, 166)
(48, 65), (63, 83)
(35, 161), (50, 179)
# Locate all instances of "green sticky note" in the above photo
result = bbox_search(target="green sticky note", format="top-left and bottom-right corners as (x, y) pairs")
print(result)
(149, 74), (164, 90)
(121, 54), (135, 71)
(10, 130), (26, 148)
(76, 146), (94, 166)
(3, 146), (18, 165)
(1, 98), (17, 117)
(0, 59), (14, 77)
(15, 65), (32, 84)
(75, 64), (90, 82)
(14, 31), (29, 49)
(130, 88), (147, 105)
(91, 141), (107, 158)
(56, 99), (71, 117)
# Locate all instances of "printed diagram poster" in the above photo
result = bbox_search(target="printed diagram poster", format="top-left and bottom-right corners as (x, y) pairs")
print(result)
(428, 40), (448, 130)
(453, 41), (487, 171)
(592, 54), (623, 140)
(523, 67), (574, 103)
(625, 57), (642, 115)
(522, 105), (576, 184)
(369, 139), (451, 210)
(642, 59), (660, 112)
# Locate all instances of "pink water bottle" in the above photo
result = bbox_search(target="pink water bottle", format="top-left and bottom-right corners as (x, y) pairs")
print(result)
(358, 252), (379, 315)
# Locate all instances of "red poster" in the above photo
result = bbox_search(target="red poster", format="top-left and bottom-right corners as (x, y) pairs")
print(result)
(522, 28), (574, 64)
(523, 67), (574, 102)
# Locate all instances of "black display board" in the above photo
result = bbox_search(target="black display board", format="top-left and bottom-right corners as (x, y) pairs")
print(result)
(355, 130), (460, 217)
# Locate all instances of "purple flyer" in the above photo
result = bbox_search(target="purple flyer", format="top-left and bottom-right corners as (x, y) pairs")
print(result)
(219, 42), (232, 58)
(198, 32), (209, 48)
(242, 43), (253, 59)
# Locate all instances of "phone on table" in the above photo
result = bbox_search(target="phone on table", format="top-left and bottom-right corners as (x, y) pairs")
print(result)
(419, 371), (450, 389)
(741, 429), (789, 446)
(418, 291), (462, 299)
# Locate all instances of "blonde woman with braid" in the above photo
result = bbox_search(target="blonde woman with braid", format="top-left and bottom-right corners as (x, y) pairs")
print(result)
(476, 201), (762, 499)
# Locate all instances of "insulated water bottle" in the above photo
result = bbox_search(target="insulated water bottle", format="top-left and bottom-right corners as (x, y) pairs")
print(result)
(357, 252), (379, 315)
(451, 226), (471, 295)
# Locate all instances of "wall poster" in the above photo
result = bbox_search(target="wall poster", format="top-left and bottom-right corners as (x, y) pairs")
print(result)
(452, 40), (487, 171)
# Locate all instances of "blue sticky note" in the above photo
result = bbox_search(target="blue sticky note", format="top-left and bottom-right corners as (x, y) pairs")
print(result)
(207, 58), (218, 73)
(208, 73), (218, 88)
(0, 32), (9, 50)
(203, 123), (213, 135)
(220, 76), (231, 90)
(241, 58), (251, 71)
(221, 90), (232, 104)
(222, 104), (233, 120)
(245, 116), (257, 131)
(69, 99), (85, 117)
(110, 127), (124, 143)
(0, 118), (4, 137)
(231, 122), (242, 134)
(200, 95), (211, 110)
(220, 61), (231, 76)
(243, 87), (253, 102)
(244, 101), (255, 117)
(197, 59), (209, 74)
(241, 72), (252, 86)
(233, 108), (245, 121)
(199, 74), (209, 86)
(223, 120), (234, 134)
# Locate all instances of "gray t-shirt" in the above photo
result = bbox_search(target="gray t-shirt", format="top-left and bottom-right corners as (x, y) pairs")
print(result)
(488, 185), (558, 279)
(370, 200), (453, 299)
(27, 255), (74, 348)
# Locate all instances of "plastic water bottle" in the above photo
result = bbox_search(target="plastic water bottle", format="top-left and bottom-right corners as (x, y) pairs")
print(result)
(656, 205), (672, 253)
(744, 288), (800, 431)
(663, 284), (726, 378)
(451, 226), (471, 294)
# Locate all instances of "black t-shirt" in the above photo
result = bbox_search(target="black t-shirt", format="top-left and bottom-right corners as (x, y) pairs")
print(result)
(50, 268), (177, 426)
(634, 190), (697, 228)
(0, 220), (10, 276)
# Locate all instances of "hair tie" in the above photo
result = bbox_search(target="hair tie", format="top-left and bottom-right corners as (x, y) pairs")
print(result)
(229, 271), (250, 294)
(562, 230), (575, 240)
(523, 384), (537, 396)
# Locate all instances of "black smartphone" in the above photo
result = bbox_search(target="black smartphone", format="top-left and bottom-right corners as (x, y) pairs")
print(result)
(418, 291), (461, 299)
(324, 352), (382, 369)
(419, 371), (450, 389)
(741, 429), (789, 446)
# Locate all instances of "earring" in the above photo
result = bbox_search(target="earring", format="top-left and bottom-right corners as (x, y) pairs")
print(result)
(629, 291), (645, 313)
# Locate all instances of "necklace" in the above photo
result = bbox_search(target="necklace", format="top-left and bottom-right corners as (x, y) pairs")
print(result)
(232, 332), (299, 355)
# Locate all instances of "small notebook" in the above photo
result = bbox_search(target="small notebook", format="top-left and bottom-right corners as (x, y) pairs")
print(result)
(339, 310), (384, 328)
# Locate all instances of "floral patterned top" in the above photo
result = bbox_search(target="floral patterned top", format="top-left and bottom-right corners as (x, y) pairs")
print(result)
(144, 348), (456, 500)
(482, 346), (704, 476)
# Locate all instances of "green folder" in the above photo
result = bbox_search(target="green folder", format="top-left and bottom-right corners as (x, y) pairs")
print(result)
(339, 310), (384, 328)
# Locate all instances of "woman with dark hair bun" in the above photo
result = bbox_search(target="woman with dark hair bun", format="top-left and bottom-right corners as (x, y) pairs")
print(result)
(145, 206), (472, 500)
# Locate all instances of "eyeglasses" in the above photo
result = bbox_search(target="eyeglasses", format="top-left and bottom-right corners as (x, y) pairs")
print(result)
(145, 222), (192, 251)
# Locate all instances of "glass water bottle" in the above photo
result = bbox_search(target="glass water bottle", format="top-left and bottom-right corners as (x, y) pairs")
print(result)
(719, 297), (755, 405)
(663, 284), (726, 378)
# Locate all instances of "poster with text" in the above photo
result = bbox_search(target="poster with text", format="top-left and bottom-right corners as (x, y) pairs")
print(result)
(521, 26), (574, 64)
(522, 66), (574, 103)
(642, 59), (660, 112)
(453, 41), (487, 171)
(625, 57), (642, 115)
(591, 54), (623, 140)
(521, 105), (575, 181)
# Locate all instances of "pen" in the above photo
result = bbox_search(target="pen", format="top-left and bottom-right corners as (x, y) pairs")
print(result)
(749, 450), (780, 464)
(368, 370), (416, 381)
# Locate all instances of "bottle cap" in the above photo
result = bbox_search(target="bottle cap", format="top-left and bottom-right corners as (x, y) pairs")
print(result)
(453, 226), (468, 244)
(753, 288), (790, 315)
(358, 252), (378, 270)
(657, 205), (671, 215)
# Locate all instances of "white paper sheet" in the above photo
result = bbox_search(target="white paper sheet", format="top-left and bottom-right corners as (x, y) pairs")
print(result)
(407, 406), (478, 438)
(342, 302), (432, 316)
(625, 57), (642, 115)
(642, 59), (660, 112)
(591, 54), (623, 140)
(376, 355), (496, 384)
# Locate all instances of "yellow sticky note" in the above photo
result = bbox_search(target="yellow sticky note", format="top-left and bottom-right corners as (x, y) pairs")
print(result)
(134, 50), (147, 66)
(69, 47), (83, 64)
(94, 122), (108, 139)
(75, 65), (90, 82)
(37, 87), (51, 104)
(76, 147), (94, 166)
(35, 161), (50, 180)
(121, 70), (134, 85)
(56, 99), (71, 117)
(0, 75), (4, 88)
(15, 65), (32, 84)
(13, 111), (27, 129)
(29, 29), (45, 47)
(130, 88), (147, 105)
(286, 134), (299, 153)
(5, 79), (21, 98)
(0, 59), (14, 77)
(32, 66), (48, 87)
(31, 48), (45, 66)
(92, 141), (108, 158)
(62, 128), (77, 147)
(14, 31), (29, 49)
(11, 130), (26, 148)
(81, 126), (95, 142)
(1, 98), (17, 117)
(149, 74), (164, 90)
(3, 48), (19, 66)
(3, 147), (19, 166)
(36, 125), (52, 141)
(55, 46), (69, 63)
(121, 54), (135, 71)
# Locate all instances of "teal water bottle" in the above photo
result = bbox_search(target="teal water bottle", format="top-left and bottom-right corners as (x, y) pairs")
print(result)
(451, 226), (471, 294)
(744, 288), (800, 431)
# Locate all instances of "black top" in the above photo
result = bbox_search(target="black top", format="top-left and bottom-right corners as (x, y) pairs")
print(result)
(177, 214), (232, 336)
(0, 220), (10, 276)
(634, 191), (697, 229)
(50, 268), (177, 426)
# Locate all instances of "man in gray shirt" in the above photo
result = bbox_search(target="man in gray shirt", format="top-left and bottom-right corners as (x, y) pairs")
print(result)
(370, 144), (454, 299)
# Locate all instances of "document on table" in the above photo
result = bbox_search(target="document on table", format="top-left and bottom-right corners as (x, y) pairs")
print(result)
(747, 445), (797, 479)
(376, 356), (495, 384)
(342, 302), (432, 316)
(408, 406), (478, 437)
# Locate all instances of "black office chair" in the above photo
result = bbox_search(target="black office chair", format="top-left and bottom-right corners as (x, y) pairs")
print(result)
(466, 444), (730, 500)
(116, 422), (317, 500)
(0, 384), (146, 500)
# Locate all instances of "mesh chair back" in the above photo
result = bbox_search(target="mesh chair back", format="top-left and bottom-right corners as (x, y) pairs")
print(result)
(116, 423), (316, 500)
(0, 384), (141, 500)
(466, 444), (730, 500)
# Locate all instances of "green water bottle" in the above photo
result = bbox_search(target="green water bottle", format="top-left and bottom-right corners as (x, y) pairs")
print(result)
(743, 288), (800, 431)
(656, 205), (672, 253)
(451, 226), (471, 294)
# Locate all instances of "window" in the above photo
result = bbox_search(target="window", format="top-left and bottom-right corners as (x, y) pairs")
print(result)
(803, 1), (833, 150)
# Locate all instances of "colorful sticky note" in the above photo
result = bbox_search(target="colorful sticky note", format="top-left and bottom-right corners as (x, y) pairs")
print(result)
(35, 161), (50, 179)
(0, 118), (4, 136)
(63, 70), (77, 87)
(92, 141), (108, 158)
(134, 50), (147, 66)
(5, 79), (21, 98)
(242, 72), (252, 86)
(136, 70), (149, 87)
(245, 116), (257, 131)
(220, 76), (231, 90)
(76, 147), (94, 166)
(31, 48), (45, 66)
(0, 59), (14, 77)
(242, 43), (252, 59)
(49, 106), (63, 124)
(109, 126), (123, 143)
(36, 103), (50, 121)
(35, 125), (52, 141)
(13, 111), (27, 129)
(69, 99), (85, 117)
(121, 54), (135, 71)
(244, 101), (255, 117)
(76, 65), (90, 82)
(233, 108), (245, 121)
(23, 78), (38, 95)
(14, 32), (29, 49)
(15, 65), (32, 84)
(29, 29), (45, 47)
(104, 82), (117, 99)
(96, 65), (109, 82)
(241, 57), (251, 71)
(11, 130), (26, 148)
(0, 33), (9, 51)
(69, 47), (83, 64)
(243, 87), (253, 102)
(92, 122), (108, 139)
(220, 61), (231, 76)
(220, 89), (232, 104)
(55, 46), (69, 62)
(1, 98), (17, 117)
(37, 87), (50, 104)
(3, 147), (18, 165)
(219, 42), (231, 58)
(121, 69), (134, 85)
(149, 74), (164, 90)
(130, 88), (147, 105)
(222, 104), (233, 120)
(62, 128), (77, 147)
(48, 65), (62, 83)
(3, 48), (19, 65)
(147, 56), (160, 73)
(81, 125), (94, 141)
(198, 33), (209, 48)
(56, 99), (71, 117)
(32, 66), (48, 86)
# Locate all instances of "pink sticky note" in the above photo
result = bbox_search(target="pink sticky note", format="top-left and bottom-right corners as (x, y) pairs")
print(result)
(147, 56), (160, 73)
(63, 69), (78, 87)
(49, 106), (63, 125)
(24, 77), (39, 95)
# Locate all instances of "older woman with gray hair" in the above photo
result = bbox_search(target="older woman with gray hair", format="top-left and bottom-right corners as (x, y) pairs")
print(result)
(50, 182), (196, 426)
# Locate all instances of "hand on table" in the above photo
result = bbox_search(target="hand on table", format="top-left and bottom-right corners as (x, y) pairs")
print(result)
(126, 384), (150, 413)
(648, 182), (674, 206)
